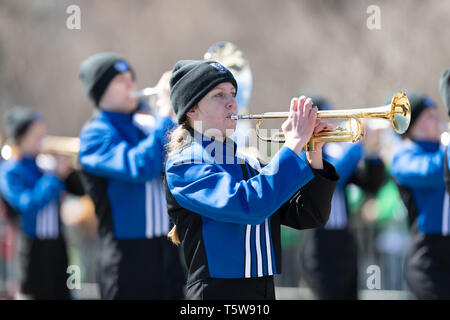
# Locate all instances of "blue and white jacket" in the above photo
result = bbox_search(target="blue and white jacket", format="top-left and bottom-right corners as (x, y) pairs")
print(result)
(391, 139), (449, 235)
(78, 109), (175, 239)
(0, 157), (84, 239)
(444, 145), (450, 194)
(165, 133), (338, 283)
(321, 142), (385, 230)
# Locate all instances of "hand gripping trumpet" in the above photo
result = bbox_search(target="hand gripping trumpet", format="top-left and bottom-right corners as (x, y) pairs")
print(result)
(231, 92), (411, 151)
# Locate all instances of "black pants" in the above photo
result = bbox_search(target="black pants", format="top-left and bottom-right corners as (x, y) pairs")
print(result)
(405, 233), (450, 300)
(299, 228), (358, 300)
(98, 235), (186, 300)
(19, 235), (71, 300)
(185, 276), (275, 300)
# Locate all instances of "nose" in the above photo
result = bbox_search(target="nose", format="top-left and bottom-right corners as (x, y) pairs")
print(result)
(125, 77), (135, 90)
(432, 114), (442, 126)
(225, 95), (237, 110)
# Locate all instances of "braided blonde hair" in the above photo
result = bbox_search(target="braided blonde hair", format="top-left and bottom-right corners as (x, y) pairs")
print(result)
(166, 119), (193, 245)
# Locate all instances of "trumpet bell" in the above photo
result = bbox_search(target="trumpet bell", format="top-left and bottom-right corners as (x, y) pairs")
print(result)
(390, 92), (411, 134)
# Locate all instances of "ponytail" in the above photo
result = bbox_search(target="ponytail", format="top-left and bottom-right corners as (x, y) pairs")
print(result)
(166, 119), (193, 245)
(167, 225), (180, 245)
(167, 120), (193, 158)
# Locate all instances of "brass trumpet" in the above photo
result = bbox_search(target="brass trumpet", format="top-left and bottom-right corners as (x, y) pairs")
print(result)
(0, 135), (80, 160)
(39, 136), (80, 168)
(41, 136), (80, 156)
(231, 91), (411, 151)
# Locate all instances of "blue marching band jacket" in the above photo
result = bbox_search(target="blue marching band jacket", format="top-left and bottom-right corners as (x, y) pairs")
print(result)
(391, 139), (449, 236)
(392, 139), (450, 300)
(0, 155), (85, 299)
(78, 107), (185, 300)
(165, 133), (339, 284)
(0, 157), (84, 239)
(445, 145), (450, 200)
(78, 109), (176, 239)
(321, 142), (385, 229)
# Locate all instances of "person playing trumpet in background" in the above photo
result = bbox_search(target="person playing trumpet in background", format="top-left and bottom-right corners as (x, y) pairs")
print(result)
(390, 92), (450, 299)
(78, 53), (185, 299)
(0, 106), (85, 299)
(298, 93), (387, 300)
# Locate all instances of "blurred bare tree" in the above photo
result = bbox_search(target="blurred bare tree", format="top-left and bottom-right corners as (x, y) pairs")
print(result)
(0, 0), (449, 137)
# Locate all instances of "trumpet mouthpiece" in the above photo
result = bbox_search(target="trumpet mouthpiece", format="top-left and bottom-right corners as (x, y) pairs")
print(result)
(231, 114), (248, 120)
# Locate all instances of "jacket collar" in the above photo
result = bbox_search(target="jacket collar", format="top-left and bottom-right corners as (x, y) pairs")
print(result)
(411, 139), (441, 152)
(18, 155), (37, 167)
(98, 109), (134, 124)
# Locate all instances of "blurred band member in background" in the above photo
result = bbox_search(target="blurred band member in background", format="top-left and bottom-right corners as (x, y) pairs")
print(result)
(78, 53), (185, 299)
(391, 92), (450, 299)
(0, 106), (85, 299)
(299, 94), (386, 299)
(439, 69), (450, 193)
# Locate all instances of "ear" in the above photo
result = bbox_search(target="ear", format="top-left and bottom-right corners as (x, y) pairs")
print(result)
(186, 106), (199, 120)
